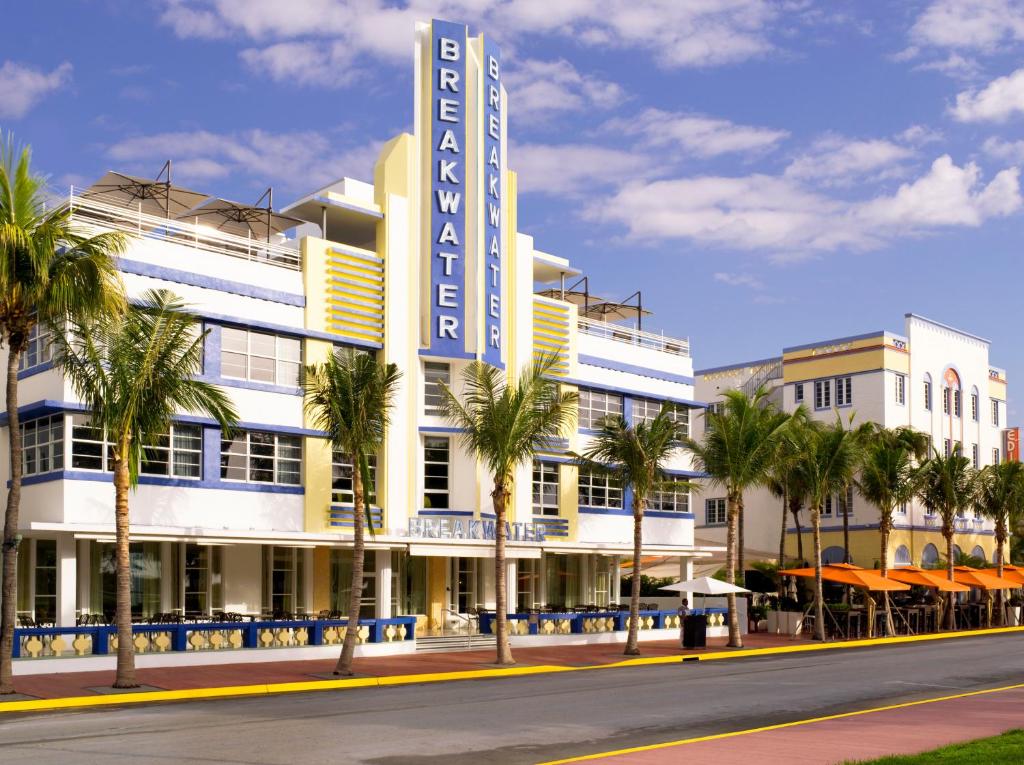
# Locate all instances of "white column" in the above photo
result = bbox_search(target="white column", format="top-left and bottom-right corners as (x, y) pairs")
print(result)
(578, 554), (589, 606)
(160, 541), (174, 613)
(681, 557), (694, 581)
(506, 559), (517, 613)
(538, 554), (548, 607)
(302, 548), (314, 615)
(611, 555), (621, 604)
(77, 539), (91, 617)
(376, 549), (393, 618)
(57, 535), (77, 627)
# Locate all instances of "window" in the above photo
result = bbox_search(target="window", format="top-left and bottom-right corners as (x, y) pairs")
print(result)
(707, 402), (723, 415)
(835, 376), (852, 406)
(896, 501), (908, 515)
(972, 443), (979, 469)
(650, 479), (690, 513)
(993, 447), (1001, 465)
(21, 415), (64, 477)
(895, 374), (906, 405)
(953, 389), (962, 418)
(264, 546), (305, 615)
(70, 415), (113, 471)
(894, 545), (911, 567)
(825, 486), (853, 517)
(578, 469), (622, 509)
(220, 326), (301, 387)
(794, 383), (804, 403)
(19, 322), (53, 371)
(924, 380), (932, 411)
(942, 387), (950, 414)
(705, 498), (727, 525)
(532, 461), (559, 516)
(423, 436), (450, 508)
(631, 398), (690, 436)
(991, 399), (1000, 427)
(943, 438), (951, 457)
(971, 392), (979, 421)
(331, 449), (378, 505)
(579, 389), (623, 429)
(220, 430), (301, 485)
(184, 544), (223, 616)
(33, 539), (57, 624)
(814, 379), (831, 409)
(423, 362), (450, 415)
(140, 424), (202, 478)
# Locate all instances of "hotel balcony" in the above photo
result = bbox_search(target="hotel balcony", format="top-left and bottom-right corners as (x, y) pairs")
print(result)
(577, 317), (690, 358)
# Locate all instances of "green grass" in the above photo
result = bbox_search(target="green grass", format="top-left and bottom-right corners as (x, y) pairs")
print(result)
(847, 729), (1024, 764)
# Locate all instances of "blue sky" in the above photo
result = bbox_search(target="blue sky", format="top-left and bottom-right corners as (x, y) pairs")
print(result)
(3, 1), (1023, 418)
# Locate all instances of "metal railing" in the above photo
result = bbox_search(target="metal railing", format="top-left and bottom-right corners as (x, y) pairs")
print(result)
(442, 609), (479, 648)
(577, 317), (690, 357)
(740, 358), (784, 398)
(67, 191), (302, 270)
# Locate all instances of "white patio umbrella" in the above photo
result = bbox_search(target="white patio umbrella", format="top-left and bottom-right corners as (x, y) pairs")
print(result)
(660, 576), (751, 611)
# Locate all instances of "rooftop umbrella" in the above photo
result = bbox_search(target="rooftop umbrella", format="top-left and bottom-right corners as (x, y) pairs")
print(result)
(659, 576), (750, 612)
(79, 162), (209, 219)
(952, 566), (1019, 590)
(779, 563), (910, 592)
(178, 188), (302, 242)
(887, 565), (969, 593)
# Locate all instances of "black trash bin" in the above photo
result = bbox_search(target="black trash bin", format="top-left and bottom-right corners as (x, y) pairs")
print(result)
(682, 614), (707, 648)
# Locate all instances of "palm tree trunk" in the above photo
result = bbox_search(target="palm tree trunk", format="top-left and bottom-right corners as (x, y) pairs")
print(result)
(995, 523), (1006, 626)
(944, 529), (955, 631)
(725, 493), (742, 648)
(790, 498), (804, 563)
(0, 341), (25, 694)
(335, 466), (366, 675)
(113, 449), (138, 688)
(880, 517), (894, 637)
(842, 490), (851, 564)
(493, 479), (514, 665)
(812, 506), (825, 642)
(778, 490), (787, 598)
(624, 494), (644, 656)
(738, 496), (746, 588)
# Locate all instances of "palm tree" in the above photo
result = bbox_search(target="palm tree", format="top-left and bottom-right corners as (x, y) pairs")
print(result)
(916, 447), (977, 630)
(304, 351), (400, 676)
(437, 355), (576, 665)
(577, 408), (690, 655)
(686, 388), (791, 647)
(792, 416), (864, 641)
(974, 460), (1024, 625)
(857, 426), (925, 633)
(766, 410), (811, 589)
(0, 137), (126, 694)
(54, 290), (237, 687)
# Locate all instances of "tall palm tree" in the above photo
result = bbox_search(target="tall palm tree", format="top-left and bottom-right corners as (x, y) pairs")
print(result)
(766, 409), (811, 589)
(437, 355), (576, 665)
(916, 447), (977, 630)
(974, 460), (1024, 625)
(576, 408), (689, 655)
(857, 426), (924, 633)
(686, 388), (791, 647)
(55, 290), (237, 687)
(304, 351), (400, 676)
(0, 137), (126, 694)
(792, 416), (864, 641)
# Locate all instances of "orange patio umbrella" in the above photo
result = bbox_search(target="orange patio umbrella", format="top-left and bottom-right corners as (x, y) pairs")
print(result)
(997, 565), (1024, 585)
(779, 563), (910, 592)
(886, 566), (969, 593)
(951, 565), (1019, 590)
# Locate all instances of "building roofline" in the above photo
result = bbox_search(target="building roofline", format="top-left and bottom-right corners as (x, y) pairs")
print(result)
(905, 313), (990, 345)
(782, 329), (907, 354)
(695, 356), (781, 376)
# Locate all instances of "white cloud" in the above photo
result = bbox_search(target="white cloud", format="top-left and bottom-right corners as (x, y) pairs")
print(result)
(240, 41), (361, 88)
(910, 0), (1024, 53)
(107, 129), (382, 192)
(982, 135), (1024, 162)
(0, 61), (72, 119)
(586, 155), (1021, 256)
(504, 59), (623, 121)
(785, 135), (915, 186)
(950, 67), (1024, 122)
(914, 52), (984, 80)
(607, 109), (787, 159)
(713, 272), (763, 289)
(510, 142), (654, 196)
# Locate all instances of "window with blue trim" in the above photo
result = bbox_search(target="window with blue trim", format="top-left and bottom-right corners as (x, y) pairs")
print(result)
(650, 479), (690, 513)
(18, 321), (53, 371)
(579, 389), (622, 429)
(220, 430), (301, 485)
(814, 379), (831, 409)
(972, 443), (979, 468)
(631, 398), (689, 436)
(532, 460), (559, 516)
(332, 449), (377, 505)
(21, 414), (64, 477)
(70, 415), (202, 478)
(221, 326), (301, 387)
(423, 436), (450, 508)
(705, 498), (726, 525)
(835, 376), (852, 406)
(578, 469), (621, 509)
(794, 383), (804, 403)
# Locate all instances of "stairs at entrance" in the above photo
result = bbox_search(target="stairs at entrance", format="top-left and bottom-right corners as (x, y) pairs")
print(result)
(415, 634), (497, 653)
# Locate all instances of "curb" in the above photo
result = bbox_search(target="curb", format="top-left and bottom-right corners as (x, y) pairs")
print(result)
(1, 625), (1021, 715)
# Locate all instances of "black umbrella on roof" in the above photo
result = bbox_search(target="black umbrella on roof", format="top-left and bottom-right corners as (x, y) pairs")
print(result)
(80, 160), (209, 219)
(177, 187), (302, 242)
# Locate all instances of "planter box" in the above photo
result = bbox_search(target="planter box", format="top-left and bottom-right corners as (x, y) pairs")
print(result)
(767, 610), (803, 636)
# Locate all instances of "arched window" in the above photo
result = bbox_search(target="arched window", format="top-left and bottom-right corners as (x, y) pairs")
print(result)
(952, 544), (963, 562)
(971, 545), (985, 561)
(921, 543), (939, 567)
(894, 545), (911, 567)
(821, 546), (846, 564)
(942, 368), (962, 417)
(970, 386), (980, 422)
(923, 373), (933, 411)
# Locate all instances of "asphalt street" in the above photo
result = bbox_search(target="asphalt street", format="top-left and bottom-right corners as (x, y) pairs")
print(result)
(1, 634), (1022, 765)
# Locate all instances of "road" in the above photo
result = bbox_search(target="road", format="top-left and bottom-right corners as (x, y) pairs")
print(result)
(1, 634), (1022, 764)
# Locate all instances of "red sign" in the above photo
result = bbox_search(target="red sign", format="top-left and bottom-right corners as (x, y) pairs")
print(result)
(1006, 428), (1021, 463)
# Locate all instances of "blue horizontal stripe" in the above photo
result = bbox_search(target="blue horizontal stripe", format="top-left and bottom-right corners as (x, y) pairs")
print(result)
(578, 354), (694, 386)
(17, 360), (55, 380)
(120, 258), (305, 307)
(695, 357), (782, 376)
(17, 469), (305, 494)
(418, 509), (473, 517)
(563, 378), (706, 409)
(201, 311), (381, 350)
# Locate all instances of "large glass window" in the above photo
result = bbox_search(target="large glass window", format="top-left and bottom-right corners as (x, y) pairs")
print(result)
(394, 552), (426, 616)
(544, 554), (580, 609)
(220, 430), (301, 485)
(631, 398), (690, 436)
(70, 415), (113, 471)
(423, 436), (450, 509)
(141, 423), (202, 478)
(814, 379), (831, 409)
(424, 362), (450, 416)
(330, 549), (376, 619)
(532, 460), (560, 516)
(650, 479), (690, 513)
(19, 321), (53, 371)
(264, 546), (306, 616)
(578, 469), (622, 509)
(579, 389), (623, 429)
(331, 449), (378, 505)
(90, 541), (162, 620)
(517, 558), (538, 612)
(835, 376), (852, 406)
(21, 414), (64, 477)
(184, 544), (223, 616)
(33, 539), (57, 625)
(221, 326), (301, 387)
(705, 498), (727, 525)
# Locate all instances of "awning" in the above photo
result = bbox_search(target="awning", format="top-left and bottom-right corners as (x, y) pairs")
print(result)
(80, 170), (210, 218)
(952, 566), (1020, 590)
(887, 566), (969, 592)
(998, 565), (1024, 585)
(780, 563), (910, 592)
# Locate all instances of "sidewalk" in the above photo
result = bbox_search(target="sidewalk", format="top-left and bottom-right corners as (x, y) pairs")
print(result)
(5, 633), (799, 701)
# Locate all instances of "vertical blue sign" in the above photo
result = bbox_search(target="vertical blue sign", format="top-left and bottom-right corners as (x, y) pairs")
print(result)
(430, 20), (467, 357)
(482, 39), (503, 368)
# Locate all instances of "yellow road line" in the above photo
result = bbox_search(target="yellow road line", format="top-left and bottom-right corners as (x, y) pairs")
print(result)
(1, 626), (1021, 715)
(535, 681), (1024, 764)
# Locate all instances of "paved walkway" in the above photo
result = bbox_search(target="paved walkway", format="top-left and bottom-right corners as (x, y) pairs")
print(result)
(5, 633), (799, 701)
(587, 685), (1024, 764)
